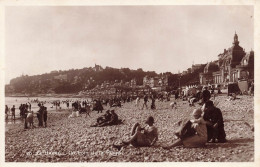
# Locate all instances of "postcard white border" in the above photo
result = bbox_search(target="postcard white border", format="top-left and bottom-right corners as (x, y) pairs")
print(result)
(0, 0), (259, 167)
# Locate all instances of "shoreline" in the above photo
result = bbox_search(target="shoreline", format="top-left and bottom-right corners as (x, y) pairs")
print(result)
(5, 94), (83, 98)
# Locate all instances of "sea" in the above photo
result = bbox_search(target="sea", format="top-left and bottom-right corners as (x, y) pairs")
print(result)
(5, 96), (92, 123)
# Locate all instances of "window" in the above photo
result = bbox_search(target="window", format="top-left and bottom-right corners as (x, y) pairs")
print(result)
(244, 59), (247, 65)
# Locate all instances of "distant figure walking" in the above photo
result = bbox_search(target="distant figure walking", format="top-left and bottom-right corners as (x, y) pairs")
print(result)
(175, 91), (179, 100)
(5, 105), (9, 120)
(43, 107), (48, 127)
(151, 96), (156, 110)
(135, 97), (140, 108)
(11, 105), (15, 120)
(142, 95), (149, 110)
(24, 107), (29, 129)
(37, 104), (44, 127)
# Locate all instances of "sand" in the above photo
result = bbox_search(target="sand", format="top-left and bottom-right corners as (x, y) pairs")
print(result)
(5, 94), (254, 162)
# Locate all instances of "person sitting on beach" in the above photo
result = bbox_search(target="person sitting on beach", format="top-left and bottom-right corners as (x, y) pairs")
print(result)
(202, 101), (226, 143)
(95, 110), (112, 125)
(113, 116), (158, 150)
(201, 87), (211, 104)
(170, 101), (177, 109)
(163, 108), (208, 149)
(112, 100), (122, 107)
(227, 93), (237, 101)
(188, 95), (197, 107)
(97, 110), (122, 127)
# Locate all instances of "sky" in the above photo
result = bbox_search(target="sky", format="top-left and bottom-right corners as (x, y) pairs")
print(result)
(5, 5), (254, 84)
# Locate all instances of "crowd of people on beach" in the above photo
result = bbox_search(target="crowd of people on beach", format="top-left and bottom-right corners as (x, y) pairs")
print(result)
(7, 83), (254, 152)
(112, 86), (226, 150)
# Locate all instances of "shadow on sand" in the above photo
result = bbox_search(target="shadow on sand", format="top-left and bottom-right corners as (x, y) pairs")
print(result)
(205, 138), (254, 148)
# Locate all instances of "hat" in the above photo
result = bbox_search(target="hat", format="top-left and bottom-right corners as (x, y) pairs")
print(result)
(192, 108), (202, 116)
(205, 100), (214, 108)
(145, 116), (154, 124)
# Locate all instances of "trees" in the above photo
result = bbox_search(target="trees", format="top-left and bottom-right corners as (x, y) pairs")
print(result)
(7, 65), (205, 94)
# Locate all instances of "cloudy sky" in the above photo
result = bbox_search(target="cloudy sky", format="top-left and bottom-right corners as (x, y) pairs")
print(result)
(5, 5), (254, 84)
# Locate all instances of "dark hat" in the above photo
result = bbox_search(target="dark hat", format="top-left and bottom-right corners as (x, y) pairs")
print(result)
(205, 100), (214, 108)
(145, 116), (154, 124)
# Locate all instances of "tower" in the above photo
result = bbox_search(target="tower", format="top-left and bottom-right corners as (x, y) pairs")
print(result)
(233, 31), (239, 45)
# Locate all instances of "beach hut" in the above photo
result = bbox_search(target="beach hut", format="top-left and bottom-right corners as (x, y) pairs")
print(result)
(238, 81), (248, 94)
(228, 83), (240, 95)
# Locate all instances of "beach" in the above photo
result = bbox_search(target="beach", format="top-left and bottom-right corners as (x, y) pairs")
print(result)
(5, 94), (254, 162)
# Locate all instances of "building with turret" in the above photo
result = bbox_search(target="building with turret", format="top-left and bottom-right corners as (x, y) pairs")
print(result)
(93, 64), (103, 72)
(199, 32), (254, 85)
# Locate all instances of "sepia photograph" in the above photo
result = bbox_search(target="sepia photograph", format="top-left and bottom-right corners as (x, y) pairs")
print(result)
(1, 0), (258, 165)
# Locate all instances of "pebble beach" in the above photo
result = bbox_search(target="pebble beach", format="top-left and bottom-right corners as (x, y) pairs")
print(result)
(5, 94), (254, 162)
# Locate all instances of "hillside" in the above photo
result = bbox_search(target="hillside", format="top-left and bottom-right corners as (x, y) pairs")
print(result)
(5, 65), (206, 95)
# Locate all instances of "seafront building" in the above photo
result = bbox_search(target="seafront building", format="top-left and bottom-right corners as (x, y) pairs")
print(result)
(143, 75), (168, 88)
(191, 64), (204, 73)
(199, 32), (254, 85)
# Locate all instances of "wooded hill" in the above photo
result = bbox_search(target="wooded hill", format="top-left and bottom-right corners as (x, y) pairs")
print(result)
(5, 65), (205, 94)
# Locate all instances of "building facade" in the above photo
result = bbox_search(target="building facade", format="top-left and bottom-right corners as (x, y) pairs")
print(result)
(143, 75), (168, 88)
(199, 62), (219, 85)
(191, 64), (204, 73)
(200, 32), (254, 85)
(53, 74), (68, 81)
